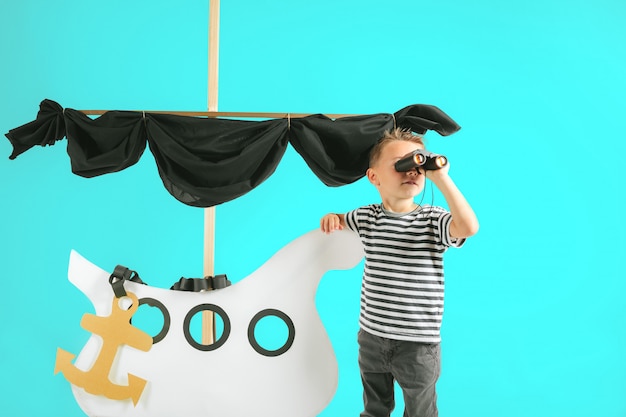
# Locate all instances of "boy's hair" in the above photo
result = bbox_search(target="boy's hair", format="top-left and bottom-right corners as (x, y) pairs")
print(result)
(369, 128), (424, 167)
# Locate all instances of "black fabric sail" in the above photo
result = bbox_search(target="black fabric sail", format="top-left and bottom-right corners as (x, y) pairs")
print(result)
(5, 99), (461, 207)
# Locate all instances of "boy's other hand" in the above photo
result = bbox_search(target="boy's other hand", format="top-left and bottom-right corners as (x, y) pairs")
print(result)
(320, 213), (344, 234)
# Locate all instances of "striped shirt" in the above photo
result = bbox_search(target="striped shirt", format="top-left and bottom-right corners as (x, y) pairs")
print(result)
(345, 204), (465, 343)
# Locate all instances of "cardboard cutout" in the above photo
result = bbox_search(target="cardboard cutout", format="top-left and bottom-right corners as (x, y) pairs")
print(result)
(59, 229), (363, 417)
(55, 291), (153, 405)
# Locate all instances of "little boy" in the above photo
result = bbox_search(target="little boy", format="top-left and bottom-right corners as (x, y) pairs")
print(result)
(320, 128), (478, 417)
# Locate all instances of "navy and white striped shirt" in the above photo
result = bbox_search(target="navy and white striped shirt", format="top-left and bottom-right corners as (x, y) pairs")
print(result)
(345, 204), (464, 343)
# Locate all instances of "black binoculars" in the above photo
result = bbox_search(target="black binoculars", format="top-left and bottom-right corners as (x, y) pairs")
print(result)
(394, 149), (448, 172)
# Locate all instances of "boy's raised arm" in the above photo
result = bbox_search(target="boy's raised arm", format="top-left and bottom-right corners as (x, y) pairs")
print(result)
(425, 165), (479, 239)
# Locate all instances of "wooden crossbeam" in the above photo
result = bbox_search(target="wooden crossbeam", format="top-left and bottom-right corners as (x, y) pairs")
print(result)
(77, 110), (360, 119)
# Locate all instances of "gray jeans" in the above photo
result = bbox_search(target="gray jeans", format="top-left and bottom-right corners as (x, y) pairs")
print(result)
(357, 329), (441, 417)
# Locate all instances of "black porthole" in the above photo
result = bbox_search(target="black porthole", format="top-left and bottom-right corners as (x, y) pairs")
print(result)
(130, 297), (170, 344)
(248, 309), (295, 357)
(183, 304), (231, 351)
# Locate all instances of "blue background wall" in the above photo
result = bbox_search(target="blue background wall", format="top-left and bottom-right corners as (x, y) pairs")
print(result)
(1, 1), (625, 416)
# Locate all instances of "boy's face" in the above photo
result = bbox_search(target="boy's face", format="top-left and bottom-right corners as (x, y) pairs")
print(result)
(367, 140), (426, 202)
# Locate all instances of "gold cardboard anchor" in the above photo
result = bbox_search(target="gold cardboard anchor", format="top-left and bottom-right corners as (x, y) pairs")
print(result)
(55, 291), (153, 406)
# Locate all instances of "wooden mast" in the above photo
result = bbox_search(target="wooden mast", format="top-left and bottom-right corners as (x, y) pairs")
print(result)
(202, 0), (220, 345)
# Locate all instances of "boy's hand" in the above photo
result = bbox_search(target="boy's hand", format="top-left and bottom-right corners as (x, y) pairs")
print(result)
(422, 160), (450, 185)
(320, 213), (345, 234)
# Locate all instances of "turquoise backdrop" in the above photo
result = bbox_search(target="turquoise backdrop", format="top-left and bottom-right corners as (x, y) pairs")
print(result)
(1, 1), (625, 416)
